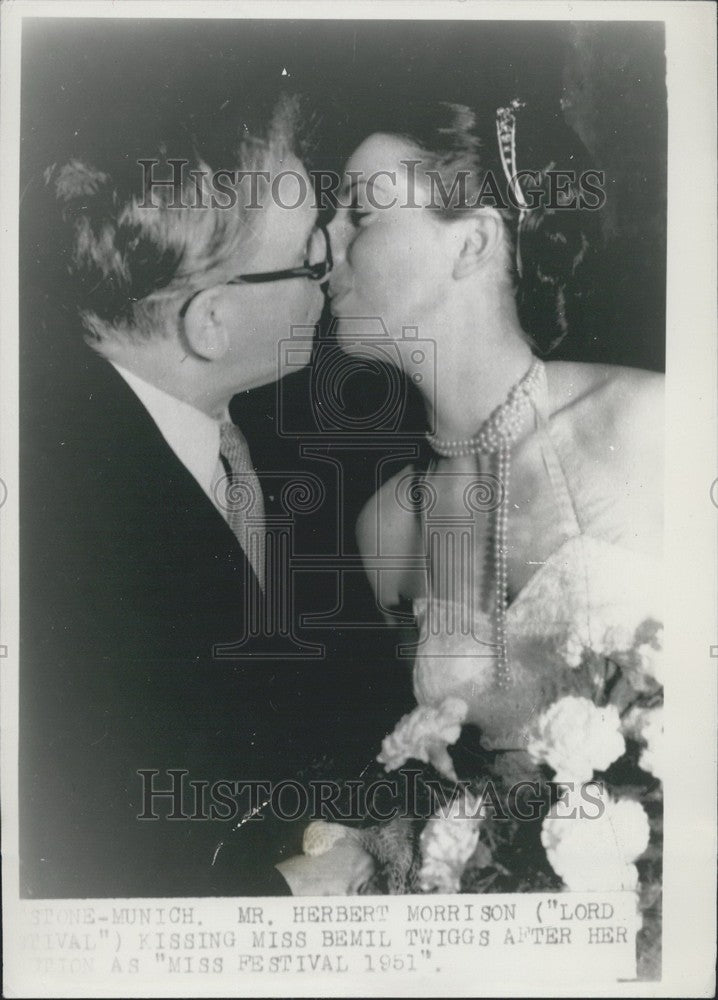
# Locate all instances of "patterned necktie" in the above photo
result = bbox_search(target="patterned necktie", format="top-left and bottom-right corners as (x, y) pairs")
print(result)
(218, 422), (265, 590)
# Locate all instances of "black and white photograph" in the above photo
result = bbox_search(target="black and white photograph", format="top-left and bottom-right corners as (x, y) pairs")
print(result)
(1, 2), (716, 996)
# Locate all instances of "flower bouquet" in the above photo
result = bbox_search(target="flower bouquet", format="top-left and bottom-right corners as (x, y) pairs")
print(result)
(359, 616), (664, 979)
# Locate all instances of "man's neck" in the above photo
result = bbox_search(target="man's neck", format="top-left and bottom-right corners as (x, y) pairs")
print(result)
(100, 339), (230, 419)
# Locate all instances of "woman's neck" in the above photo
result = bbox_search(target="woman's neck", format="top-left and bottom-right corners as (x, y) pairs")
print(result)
(419, 294), (536, 443)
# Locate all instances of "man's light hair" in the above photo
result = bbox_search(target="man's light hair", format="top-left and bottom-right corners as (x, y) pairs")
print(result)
(47, 94), (304, 348)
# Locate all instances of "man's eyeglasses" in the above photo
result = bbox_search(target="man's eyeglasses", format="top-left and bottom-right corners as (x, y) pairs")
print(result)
(179, 223), (332, 319)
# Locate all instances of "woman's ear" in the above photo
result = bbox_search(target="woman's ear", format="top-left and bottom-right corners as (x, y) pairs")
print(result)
(452, 209), (504, 280)
(182, 287), (230, 360)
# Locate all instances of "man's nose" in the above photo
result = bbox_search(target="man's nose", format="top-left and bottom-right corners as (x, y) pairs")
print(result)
(326, 210), (352, 265)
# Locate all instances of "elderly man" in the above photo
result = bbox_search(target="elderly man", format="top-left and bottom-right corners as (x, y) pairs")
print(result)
(19, 94), (374, 897)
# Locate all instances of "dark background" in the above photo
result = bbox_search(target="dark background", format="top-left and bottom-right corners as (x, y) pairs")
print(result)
(21, 16), (667, 370)
(19, 18), (668, 758)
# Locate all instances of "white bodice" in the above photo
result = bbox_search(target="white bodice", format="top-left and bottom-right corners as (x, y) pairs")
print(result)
(411, 533), (663, 749)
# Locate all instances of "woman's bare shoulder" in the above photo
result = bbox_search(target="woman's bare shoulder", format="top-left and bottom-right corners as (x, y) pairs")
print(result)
(356, 464), (423, 610)
(356, 464), (417, 557)
(546, 360), (663, 414)
(546, 360), (664, 462)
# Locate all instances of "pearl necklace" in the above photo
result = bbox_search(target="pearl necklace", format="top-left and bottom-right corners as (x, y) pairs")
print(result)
(426, 357), (545, 688)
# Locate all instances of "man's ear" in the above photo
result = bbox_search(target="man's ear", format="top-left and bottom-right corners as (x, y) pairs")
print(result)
(452, 209), (504, 280)
(182, 287), (231, 360)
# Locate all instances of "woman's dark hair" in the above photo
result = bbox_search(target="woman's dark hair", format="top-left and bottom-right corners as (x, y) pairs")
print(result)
(361, 100), (602, 356)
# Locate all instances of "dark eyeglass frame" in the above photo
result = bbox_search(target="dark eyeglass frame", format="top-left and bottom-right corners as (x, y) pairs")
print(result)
(179, 223), (332, 319)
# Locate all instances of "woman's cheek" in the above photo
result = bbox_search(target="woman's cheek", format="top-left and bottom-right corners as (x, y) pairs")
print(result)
(357, 245), (400, 313)
(360, 273), (393, 315)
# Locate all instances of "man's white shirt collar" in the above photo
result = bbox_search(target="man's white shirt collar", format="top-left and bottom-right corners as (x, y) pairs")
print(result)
(111, 363), (224, 505)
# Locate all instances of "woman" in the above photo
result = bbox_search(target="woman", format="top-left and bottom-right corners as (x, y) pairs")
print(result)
(324, 99), (663, 750)
(313, 101), (664, 911)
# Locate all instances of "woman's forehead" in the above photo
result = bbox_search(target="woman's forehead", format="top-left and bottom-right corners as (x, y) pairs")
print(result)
(346, 132), (420, 174)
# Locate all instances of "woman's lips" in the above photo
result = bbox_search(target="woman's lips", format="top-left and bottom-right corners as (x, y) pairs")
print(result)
(328, 278), (350, 299)
(328, 286), (350, 313)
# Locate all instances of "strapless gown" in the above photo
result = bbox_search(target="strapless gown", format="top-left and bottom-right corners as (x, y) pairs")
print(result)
(403, 367), (663, 752)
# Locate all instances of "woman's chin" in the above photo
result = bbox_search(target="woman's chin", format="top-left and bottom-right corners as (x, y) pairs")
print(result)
(329, 301), (352, 325)
(330, 312), (392, 345)
(334, 334), (376, 358)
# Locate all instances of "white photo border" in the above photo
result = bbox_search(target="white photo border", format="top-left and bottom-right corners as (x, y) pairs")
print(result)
(1, 2), (716, 997)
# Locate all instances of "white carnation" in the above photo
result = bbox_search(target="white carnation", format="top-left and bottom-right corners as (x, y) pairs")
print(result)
(615, 619), (664, 691)
(527, 696), (625, 782)
(621, 704), (645, 741)
(377, 697), (467, 781)
(541, 791), (650, 892)
(624, 707), (664, 783)
(599, 623), (636, 659)
(557, 630), (586, 668)
(558, 620), (635, 669)
(418, 793), (482, 894)
(624, 643), (664, 691)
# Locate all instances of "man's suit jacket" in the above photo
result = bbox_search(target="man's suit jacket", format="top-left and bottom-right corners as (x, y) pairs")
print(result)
(19, 321), (312, 897)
